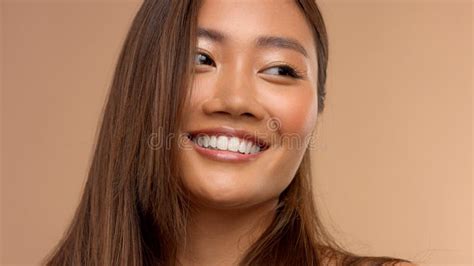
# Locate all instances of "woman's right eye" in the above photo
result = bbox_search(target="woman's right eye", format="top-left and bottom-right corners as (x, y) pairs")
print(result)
(194, 52), (216, 67)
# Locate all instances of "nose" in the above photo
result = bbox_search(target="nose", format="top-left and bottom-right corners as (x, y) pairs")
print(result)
(201, 63), (266, 121)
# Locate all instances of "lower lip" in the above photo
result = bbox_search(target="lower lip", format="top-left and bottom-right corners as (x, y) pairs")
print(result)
(187, 137), (268, 162)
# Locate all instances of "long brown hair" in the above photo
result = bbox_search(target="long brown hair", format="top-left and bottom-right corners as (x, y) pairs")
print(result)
(43, 1), (413, 265)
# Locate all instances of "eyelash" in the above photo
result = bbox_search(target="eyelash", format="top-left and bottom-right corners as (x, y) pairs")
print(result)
(194, 52), (304, 79)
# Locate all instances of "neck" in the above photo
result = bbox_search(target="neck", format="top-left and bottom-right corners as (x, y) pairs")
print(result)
(177, 198), (278, 266)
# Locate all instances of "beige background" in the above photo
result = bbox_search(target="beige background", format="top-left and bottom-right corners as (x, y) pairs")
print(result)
(1, 0), (472, 265)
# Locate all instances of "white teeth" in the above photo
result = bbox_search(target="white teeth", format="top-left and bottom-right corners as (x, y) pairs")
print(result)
(197, 137), (204, 146)
(209, 136), (217, 148)
(228, 137), (240, 152)
(203, 135), (210, 148)
(250, 145), (257, 154)
(245, 141), (253, 154)
(238, 140), (247, 153)
(249, 144), (261, 154)
(216, 136), (228, 150)
(192, 134), (264, 154)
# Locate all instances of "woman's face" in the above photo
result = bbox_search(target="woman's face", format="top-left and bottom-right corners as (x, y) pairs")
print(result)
(178, 0), (319, 210)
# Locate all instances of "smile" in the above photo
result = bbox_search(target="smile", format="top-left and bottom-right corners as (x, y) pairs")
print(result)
(190, 134), (263, 154)
(185, 127), (271, 162)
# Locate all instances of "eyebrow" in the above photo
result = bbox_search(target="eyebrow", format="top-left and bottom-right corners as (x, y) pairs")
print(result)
(197, 27), (309, 58)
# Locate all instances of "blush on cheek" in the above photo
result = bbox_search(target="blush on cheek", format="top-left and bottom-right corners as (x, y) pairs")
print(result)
(272, 90), (318, 148)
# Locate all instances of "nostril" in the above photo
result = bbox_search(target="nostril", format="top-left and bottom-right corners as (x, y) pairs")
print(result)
(242, 112), (253, 118)
(216, 111), (229, 116)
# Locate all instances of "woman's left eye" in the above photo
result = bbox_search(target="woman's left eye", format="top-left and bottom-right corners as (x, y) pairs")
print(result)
(194, 52), (216, 67)
(261, 65), (303, 79)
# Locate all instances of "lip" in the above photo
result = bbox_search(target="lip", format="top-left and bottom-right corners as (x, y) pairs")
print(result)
(186, 126), (270, 150)
(184, 126), (271, 162)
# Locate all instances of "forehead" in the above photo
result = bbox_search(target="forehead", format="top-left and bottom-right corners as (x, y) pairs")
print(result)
(197, 0), (316, 58)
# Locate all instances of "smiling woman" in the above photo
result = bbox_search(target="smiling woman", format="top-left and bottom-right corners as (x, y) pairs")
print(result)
(43, 0), (415, 265)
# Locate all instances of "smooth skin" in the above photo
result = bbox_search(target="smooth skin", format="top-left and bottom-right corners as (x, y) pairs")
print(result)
(177, 0), (319, 265)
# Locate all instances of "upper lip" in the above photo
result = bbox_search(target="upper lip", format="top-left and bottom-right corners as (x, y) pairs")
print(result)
(186, 126), (271, 150)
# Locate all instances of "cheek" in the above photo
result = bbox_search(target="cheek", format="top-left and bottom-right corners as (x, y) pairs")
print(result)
(267, 87), (318, 141)
(180, 79), (209, 123)
(256, 86), (318, 195)
(184, 75), (218, 106)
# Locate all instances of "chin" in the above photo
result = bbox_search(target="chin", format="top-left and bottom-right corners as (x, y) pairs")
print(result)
(190, 193), (257, 210)
(186, 182), (250, 210)
(183, 176), (272, 210)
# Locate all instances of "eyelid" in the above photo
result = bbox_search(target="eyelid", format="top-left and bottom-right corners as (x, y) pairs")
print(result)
(261, 61), (307, 79)
(196, 47), (211, 56)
